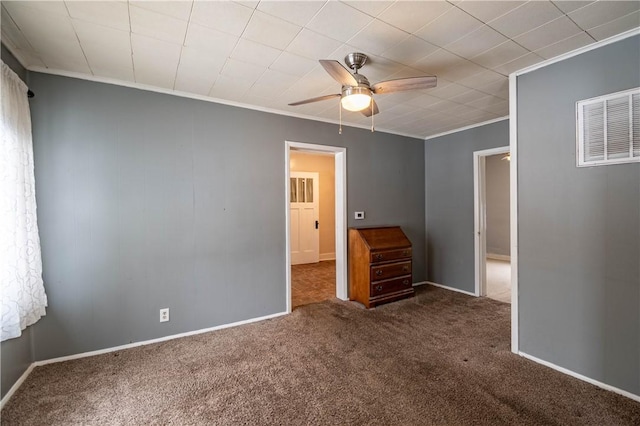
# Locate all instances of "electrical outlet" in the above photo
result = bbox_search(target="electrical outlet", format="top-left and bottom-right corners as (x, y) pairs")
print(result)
(160, 308), (169, 323)
(355, 211), (365, 220)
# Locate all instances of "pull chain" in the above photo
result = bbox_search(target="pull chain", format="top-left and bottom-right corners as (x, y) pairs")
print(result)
(371, 102), (374, 132)
(339, 100), (343, 135)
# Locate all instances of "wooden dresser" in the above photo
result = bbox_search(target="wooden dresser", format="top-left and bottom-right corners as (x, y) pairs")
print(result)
(349, 226), (414, 308)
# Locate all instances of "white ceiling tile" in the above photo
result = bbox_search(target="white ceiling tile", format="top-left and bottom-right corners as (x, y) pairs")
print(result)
(3, 0), (69, 17)
(347, 19), (409, 56)
(428, 82), (471, 99)
(380, 35), (439, 65)
(231, 39), (282, 68)
(488, 1), (564, 38)
(174, 46), (225, 95)
(130, 1), (193, 21)
(8, 48), (45, 69)
(587, 10), (640, 41)
(39, 54), (92, 74)
(234, 1), (259, 10)
(551, 1), (594, 14)
(131, 33), (181, 88)
(243, 10), (302, 49)
(306, 1), (374, 42)
(412, 49), (467, 80)
(534, 31), (595, 59)
(257, 1), (326, 26)
(478, 78), (509, 99)
(65, 1), (130, 31)
(130, 5), (188, 45)
(270, 51), (318, 77)
(445, 25), (508, 59)
(406, 93), (452, 108)
(221, 58), (266, 83)
(483, 99), (509, 115)
(450, 89), (495, 104)
(1, 6), (34, 51)
(342, 1), (394, 17)
(492, 52), (544, 75)
(414, 6), (483, 48)
(190, 1), (253, 36)
(358, 54), (405, 83)
(455, 1), (526, 23)
(444, 59), (487, 82)
(471, 40), (529, 69)
(209, 74), (253, 101)
(569, 0), (640, 29)
(378, 0), (453, 34)
(184, 23), (239, 57)
(73, 21), (132, 70)
(249, 69), (297, 98)
(457, 69), (505, 88)
(91, 64), (135, 82)
(514, 16), (583, 52)
(286, 29), (343, 60)
(465, 94), (506, 110)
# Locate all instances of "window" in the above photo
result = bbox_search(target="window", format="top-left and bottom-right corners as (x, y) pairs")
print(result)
(576, 87), (640, 167)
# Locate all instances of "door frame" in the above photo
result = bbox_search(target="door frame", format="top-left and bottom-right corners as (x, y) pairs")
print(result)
(285, 141), (348, 314)
(473, 146), (510, 298)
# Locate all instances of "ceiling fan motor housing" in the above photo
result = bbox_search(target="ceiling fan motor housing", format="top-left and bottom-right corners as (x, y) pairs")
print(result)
(345, 52), (368, 72)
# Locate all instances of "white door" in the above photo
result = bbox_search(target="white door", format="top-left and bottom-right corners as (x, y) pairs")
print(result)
(290, 172), (319, 265)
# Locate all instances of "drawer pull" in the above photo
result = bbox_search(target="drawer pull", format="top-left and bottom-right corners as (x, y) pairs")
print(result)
(402, 266), (409, 272)
(375, 270), (383, 276)
(375, 254), (384, 260)
(375, 285), (383, 292)
(402, 250), (409, 256)
(403, 279), (409, 285)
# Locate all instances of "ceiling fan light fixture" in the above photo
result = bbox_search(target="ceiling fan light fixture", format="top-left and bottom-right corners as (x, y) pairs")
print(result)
(341, 86), (371, 111)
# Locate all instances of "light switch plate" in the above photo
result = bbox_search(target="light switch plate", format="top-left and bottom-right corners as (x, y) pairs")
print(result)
(355, 211), (365, 220)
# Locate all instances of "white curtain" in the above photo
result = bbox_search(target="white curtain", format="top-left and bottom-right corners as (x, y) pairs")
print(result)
(1, 60), (47, 341)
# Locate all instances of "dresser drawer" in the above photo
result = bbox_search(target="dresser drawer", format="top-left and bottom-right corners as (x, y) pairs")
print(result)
(370, 248), (412, 263)
(371, 276), (412, 297)
(371, 261), (412, 281)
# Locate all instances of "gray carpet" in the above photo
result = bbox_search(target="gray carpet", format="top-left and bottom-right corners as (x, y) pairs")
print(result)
(2, 286), (639, 425)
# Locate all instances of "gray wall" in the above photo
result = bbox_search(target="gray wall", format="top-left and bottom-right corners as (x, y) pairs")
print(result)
(518, 35), (639, 395)
(425, 119), (509, 293)
(1, 44), (34, 399)
(27, 72), (425, 361)
(486, 154), (510, 257)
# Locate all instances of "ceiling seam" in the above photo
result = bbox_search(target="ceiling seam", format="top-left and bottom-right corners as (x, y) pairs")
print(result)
(126, 0), (135, 83)
(172, 0), (195, 91)
(66, 1), (94, 75)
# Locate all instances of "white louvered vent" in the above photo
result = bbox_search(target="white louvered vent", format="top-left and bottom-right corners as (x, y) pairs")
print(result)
(577, 88), (640, 167)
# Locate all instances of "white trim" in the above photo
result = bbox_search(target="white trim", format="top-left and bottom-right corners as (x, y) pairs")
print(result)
(509, 73), (519, 354)
(0, 364), (35, 409)
(514, 28), (640, 77)
(0, 310), (287, 408)
(427, 281), (477, 297)
(486, 253), (511, 262)
(424, 116), (509, 141)
(25, 66), (422, 141)
(285, 141), (348, 314)
(473, 146), (510, 298)
(319, 252), (336, 261)
(412, 281), (429, 287)
(519, 352), (640, 403)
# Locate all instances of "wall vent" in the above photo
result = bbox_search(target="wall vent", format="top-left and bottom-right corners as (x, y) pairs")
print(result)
(576, 87), (640, 167)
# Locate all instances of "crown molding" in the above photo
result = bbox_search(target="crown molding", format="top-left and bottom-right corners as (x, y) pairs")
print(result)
(423, 116), (509, 141)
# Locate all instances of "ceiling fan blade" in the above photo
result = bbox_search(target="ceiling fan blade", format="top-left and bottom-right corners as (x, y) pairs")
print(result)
(372, 76), (437, 94)
(319, 60), (358, 87)
(361, 98), (379, 117)
(288, 94), (341, 106)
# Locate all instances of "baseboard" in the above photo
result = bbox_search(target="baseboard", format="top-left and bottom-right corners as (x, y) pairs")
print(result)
(427, 281), (478, 297)
(487, 253), (511, 261)
(0, 312), (288, 408)
(319, 252), (336, 261)
(0, 363), (35, 410)
(519, 352), (640, 403)
(412, 281), (428, 287)
(35, 311), (288, 367)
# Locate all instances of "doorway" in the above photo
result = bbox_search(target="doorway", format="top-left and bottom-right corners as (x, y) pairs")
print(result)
(285, 141), (347, 313)
(474, 147), (511, 302)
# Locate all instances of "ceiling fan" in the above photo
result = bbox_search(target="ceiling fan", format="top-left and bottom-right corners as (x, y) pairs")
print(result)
(288, 52), (437, 119)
